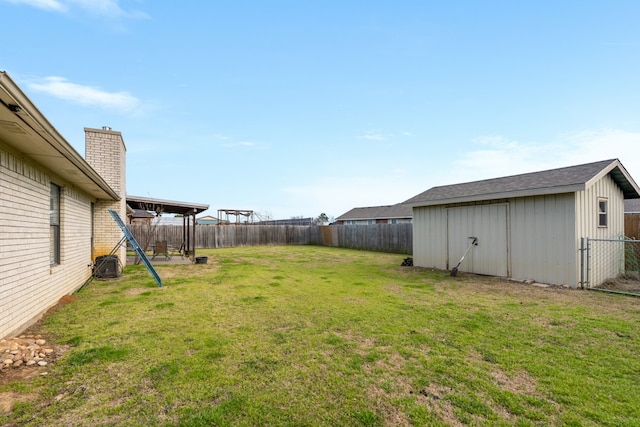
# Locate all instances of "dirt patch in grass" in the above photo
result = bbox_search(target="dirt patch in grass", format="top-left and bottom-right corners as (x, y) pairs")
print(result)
(124, 288), (156, 297)
(595, 276), (640, 294)
(1, 296), (74, 387)
(415, 384), (462, 426)
(431, 271), (637, 315)
(491, 369), (538, 396)
(0, 392), (39, 415)
(45, 295), (78, 316)
(157, 262), (219, 280)
(0, 365), (47, 387)
(367, 384), (411, 426)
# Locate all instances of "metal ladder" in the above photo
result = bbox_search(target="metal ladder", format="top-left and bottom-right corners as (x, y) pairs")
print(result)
(109, 209), (162, 287)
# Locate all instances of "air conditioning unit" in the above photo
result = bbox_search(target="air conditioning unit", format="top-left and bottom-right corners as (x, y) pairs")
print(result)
(94, 255), (120, 278)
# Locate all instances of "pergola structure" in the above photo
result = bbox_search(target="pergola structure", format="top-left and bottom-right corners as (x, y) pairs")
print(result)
(217, 209), (254, 224)
(126, 195), (209, 261)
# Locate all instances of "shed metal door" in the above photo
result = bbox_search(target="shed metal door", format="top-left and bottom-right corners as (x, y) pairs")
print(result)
(447, 204), (509, 276)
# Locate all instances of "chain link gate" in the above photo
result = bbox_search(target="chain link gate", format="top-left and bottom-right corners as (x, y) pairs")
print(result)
(580, 237), (640, 296)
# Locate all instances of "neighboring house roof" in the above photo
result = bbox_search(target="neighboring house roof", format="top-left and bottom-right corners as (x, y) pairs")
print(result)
(0, 71), (118, 200)
(404, 159), (640, 207)
(127, 195), (209, 216)
(336, 203), (413, 221)
(197, 215), (220, 224)
(127, 208), (155, 219)
(625, 199), (640, 213)
(197, 215), (219, 221)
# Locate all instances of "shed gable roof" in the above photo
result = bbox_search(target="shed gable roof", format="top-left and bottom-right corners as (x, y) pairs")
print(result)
(405, 159), (640, 207)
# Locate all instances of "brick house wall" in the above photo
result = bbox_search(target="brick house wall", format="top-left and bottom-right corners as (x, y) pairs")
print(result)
(0, 146), (93, 338)
(0, 72), (128, 339)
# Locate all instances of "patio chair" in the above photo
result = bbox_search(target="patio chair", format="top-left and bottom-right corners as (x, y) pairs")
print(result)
(171, 241), (185, 259)
(152, 240), (171, 260)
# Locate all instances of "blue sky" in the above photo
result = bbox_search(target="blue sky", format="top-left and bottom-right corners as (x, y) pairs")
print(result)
(2, 1), (640, 220)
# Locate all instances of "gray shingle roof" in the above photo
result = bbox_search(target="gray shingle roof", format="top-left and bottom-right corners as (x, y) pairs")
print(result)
(336, 203), (413, 221)
(625, 199), (640, 213)
(405, 159), (640, 207)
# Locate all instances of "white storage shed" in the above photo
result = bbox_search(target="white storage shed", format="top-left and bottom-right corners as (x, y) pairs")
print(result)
(404, 159), (640, 288)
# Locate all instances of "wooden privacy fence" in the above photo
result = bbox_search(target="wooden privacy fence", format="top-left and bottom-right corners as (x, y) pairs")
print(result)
(626, 213), (640, 239)
(129, 223), (413, 254)
(331, 223), (413, 254)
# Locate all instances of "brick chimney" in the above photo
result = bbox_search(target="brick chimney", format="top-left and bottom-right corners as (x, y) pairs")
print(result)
(84, 126), (127, 266)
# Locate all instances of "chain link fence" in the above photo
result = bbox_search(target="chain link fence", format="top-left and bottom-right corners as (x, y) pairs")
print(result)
(581, 237), (640, 296)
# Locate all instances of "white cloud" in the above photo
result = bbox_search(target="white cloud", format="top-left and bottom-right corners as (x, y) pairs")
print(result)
(67, 0), (147, 19)
(2, 0), (148, 18)
(237, 141), (258, 147)
(214, 134), (267, 149)
(3, 0), (65, 11)
(359, 131), (386, 141)
(28, 76), (141, 114)
(358, 129), (414, 142)
(447, 129), (640, 185)
(561, 129), (640, 178)
(281, 173), (418, 219)
(218, 141), (262, 148)
(272, 128), (640, 219)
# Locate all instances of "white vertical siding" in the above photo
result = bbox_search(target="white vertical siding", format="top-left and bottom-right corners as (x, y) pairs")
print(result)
(413, 203), (509, 276)
(447, 204), (508, 276)
(412, 205), (448, 269)
(576, 174), (625, 239)
(509, 194), (576, 286)
(575, 173), (625, 287)
(411, 172), (628, 289)
(1, 146), (93, 338)
(413, 195), (578, 287)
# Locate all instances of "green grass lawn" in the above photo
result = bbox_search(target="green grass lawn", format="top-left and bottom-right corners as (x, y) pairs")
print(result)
(2, 246), (640, 426)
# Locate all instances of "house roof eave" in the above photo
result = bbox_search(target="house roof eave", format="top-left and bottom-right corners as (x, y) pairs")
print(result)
(0, 72), (119, 201)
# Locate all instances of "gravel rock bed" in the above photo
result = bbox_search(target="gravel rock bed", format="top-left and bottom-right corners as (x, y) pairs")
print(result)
(1, 335), (58, 370)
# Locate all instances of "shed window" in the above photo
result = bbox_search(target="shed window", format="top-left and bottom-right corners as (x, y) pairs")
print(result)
(598, 198), (608, 228)
(50, 183), (61, 265)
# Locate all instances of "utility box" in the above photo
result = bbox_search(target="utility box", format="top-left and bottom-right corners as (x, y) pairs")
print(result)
(94, 255), (120, 278)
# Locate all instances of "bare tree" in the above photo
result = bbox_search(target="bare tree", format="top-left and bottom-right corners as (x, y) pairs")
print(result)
(254, 210), (273, 222)
(313, 213), (331, 225)
(130, 212), (161, 264)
